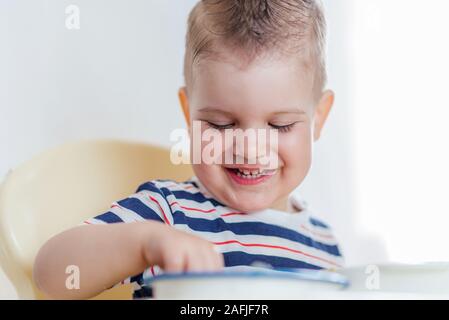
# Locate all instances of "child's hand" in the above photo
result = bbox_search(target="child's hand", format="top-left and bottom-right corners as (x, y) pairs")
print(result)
(143, 223), (224, 273)
(34, 221), (224, 299)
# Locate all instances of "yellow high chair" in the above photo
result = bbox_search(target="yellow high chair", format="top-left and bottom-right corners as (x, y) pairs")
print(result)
(0, 140), (193, 299)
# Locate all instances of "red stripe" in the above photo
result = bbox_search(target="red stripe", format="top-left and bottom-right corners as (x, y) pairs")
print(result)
(111, 204), (122, 209)
(83, 220), (91, 224)
(181, 206), (216, 213)
(169, 202), (215, 213)
(220, 212), (246, 217)
(213, 240), (341, 267)
(150, 266), (155, 276)
(149, 196), (171, 225)
(169, 201), (243, 217)
(300, 225), (335, 240)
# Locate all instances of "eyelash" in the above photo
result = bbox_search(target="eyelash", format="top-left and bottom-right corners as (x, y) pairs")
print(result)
(205, 121), (298, 133)
(269, 123), (297, 133)
(206, 122), (235, 130)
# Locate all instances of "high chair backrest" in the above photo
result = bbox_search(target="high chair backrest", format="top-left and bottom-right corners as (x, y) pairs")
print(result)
(0, 140), (193, 299)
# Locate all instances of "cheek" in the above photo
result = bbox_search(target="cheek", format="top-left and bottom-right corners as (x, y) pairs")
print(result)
(191, 163), (221, 194)
(279, 126), (313, 168)
(192, 163), (212, 181)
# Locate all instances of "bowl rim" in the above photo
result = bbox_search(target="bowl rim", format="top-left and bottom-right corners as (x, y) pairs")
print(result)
(144, 268), (350, 288)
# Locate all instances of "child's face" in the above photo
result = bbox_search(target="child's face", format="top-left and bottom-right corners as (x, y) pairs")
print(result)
(183, 50), (333, 213)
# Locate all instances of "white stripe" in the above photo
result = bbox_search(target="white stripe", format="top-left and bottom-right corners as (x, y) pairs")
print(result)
(155, 180), (221, 206)
(142, 268), (154, 284)
(130, 191), (174, 225)
(301, 224), (338, 245)
(153, 180), (200, 194)
(82, 217), (107, 225)
(109, 204), (146, 223)
(165, 195), (225, 217)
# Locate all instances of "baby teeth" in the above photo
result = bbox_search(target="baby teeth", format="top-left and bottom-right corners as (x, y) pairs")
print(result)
(237, 171), (260, 179)
(238, 169), (259, 175)
(235, 168), (276, 179)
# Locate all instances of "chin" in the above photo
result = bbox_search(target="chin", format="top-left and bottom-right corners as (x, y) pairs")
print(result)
(224, 194), (275, 213)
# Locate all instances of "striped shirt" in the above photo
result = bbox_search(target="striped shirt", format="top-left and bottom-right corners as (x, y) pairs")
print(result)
(83, 177), (344, 298)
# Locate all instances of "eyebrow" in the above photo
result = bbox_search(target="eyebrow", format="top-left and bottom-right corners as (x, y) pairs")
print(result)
(197, 107), (234, 117)
(271, 110), (307, 116)
(197, 107), (306, 116)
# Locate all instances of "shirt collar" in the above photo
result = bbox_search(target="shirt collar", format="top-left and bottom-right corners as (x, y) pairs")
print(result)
(188, 176), (308, 214)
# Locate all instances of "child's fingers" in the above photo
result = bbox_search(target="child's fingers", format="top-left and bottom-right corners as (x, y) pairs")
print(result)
(156, 230), (225, 273)
(198, 249), (217, 271)
(203, 247), (223, 270)
(212, 246), (225, 267)
(201, 246), (224, 271)
(214, 250), (225, 269)
(184, 245), (221, 272)
(162, 250), (186, 273)
(186, 250), (207, 271)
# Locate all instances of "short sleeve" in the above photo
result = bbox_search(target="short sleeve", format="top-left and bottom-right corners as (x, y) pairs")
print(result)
(82, 181), (174, 226)
(80, 181), (174, 293)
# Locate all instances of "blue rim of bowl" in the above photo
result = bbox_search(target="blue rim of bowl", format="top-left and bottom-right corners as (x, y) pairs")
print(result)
(143, 268), (350, 289)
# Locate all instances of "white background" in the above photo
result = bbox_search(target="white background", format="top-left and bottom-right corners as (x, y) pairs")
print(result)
(1, 0), (449, 299)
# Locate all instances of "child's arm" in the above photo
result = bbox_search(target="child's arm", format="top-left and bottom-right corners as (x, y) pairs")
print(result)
(33, 220), (224, 299)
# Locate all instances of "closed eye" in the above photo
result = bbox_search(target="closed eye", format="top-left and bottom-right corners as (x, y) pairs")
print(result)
(204, 121), (299, 132)
(269, 122), (299, 133)
(205, 121), (235, 130)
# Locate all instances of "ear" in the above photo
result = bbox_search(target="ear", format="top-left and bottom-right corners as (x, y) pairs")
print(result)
(313, 90), (335, 141)
(178, 87), (191, 127)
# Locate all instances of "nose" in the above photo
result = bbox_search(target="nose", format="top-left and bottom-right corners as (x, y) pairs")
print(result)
(231, 128), (279, 167)
(234, 142), (258, 165)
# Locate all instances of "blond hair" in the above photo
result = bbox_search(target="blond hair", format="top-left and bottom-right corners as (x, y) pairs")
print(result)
(184, 0), (328, 98)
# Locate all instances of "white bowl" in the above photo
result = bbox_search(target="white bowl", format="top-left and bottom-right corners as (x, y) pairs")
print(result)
(340, 262), (449, 295)
(146, 267), (349, 300)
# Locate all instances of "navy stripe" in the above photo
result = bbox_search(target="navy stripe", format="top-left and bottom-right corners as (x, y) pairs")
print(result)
(95, 211), (124, 224)
(223, 251), (322, 270)
(137, 180), (242, 207)
(137, 181), (167, 195)
(137, 181), (225, 208)
(133, 286), (153, 299)
(139, 181), (226, 207)
(186, 180), (199, 188)
(165, 189), (226, 207)
(309, 217), (329, 229)
(117, 197), (164, 222)
(131, 273), (143, 285)
(170, 210), (341, 257)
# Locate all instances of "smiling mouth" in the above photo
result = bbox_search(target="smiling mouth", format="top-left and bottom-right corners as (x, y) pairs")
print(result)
(223, 167), (278, 185)
(226, 167), (277, 178)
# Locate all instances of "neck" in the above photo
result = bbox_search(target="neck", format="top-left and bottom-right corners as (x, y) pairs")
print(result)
(270, 196), (289, 212)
